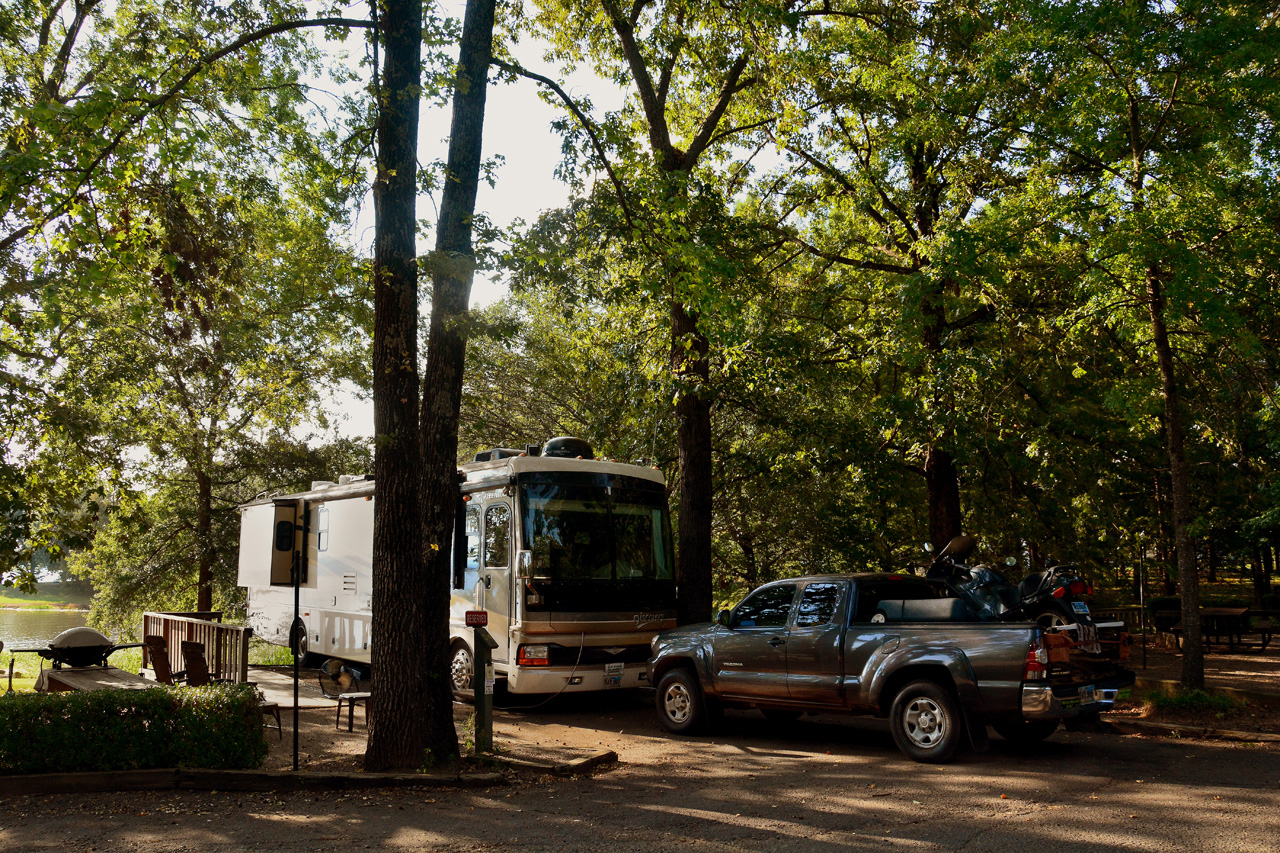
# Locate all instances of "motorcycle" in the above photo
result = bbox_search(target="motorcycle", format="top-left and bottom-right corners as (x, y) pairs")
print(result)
(926, 536), (1103, 652)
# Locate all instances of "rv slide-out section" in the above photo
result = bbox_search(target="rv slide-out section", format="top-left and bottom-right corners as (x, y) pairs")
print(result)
(238, 441), (678, 694)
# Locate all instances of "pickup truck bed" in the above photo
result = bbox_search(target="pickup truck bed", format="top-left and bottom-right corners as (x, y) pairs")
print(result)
(648, 573), (1134, 762)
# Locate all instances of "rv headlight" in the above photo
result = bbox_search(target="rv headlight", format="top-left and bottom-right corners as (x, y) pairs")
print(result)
(517, 644), (550, 666)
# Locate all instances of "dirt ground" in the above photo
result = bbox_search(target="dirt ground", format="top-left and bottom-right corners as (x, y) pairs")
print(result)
(263, 642), (1280, 775)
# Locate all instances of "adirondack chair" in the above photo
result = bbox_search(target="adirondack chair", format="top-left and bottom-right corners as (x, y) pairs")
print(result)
(143, 635), (184, 685)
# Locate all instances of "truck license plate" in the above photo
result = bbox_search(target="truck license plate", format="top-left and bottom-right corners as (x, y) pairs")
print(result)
(603, 676), (622, 689)
(1079, 685), (1097, 705)
(1072, 601), (1090, 615)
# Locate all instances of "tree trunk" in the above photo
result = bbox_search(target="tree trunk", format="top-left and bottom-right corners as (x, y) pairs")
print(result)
(195, 468), (213, 612)
(364, 0), (427, 773)
(417, 0), (496, 764)
(924, 447), (963, 553)
(1251, 546), (1267, 606)
(1147, 266), (1203, 690)
(672, 301), (714, 625)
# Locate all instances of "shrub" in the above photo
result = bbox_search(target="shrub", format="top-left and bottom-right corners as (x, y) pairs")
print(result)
(1149, 689), (1244, 717)
(0, 683), (268, 775)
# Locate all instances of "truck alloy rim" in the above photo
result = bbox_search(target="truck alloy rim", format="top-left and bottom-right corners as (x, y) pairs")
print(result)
(663, 682), (693, 724)
(902, 696), (948, 748)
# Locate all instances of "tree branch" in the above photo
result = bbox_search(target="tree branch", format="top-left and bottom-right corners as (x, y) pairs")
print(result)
(490, 58), (636, 231)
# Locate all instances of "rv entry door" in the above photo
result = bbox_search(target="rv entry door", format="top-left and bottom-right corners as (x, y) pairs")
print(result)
(482, 502), (512, 662)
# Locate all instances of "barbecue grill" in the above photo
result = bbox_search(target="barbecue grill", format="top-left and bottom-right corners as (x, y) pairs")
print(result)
(13, 627), (144, 669)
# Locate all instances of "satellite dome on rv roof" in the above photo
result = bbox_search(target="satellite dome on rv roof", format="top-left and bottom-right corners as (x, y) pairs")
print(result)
(541, 436), (594, 459)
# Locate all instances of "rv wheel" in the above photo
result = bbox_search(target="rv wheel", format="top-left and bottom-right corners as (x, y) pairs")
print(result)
(450, 642), (474, 692)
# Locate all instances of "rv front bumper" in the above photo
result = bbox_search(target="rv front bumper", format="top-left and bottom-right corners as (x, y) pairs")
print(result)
(1021, 670), (1136, 719)
(506, 662), (650, 694)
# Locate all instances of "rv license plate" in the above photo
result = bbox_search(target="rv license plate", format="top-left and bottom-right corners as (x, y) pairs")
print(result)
(1072, 601), (1090, 615)
(1079, 685), (1097, 705)
(604, 661), (624, 688)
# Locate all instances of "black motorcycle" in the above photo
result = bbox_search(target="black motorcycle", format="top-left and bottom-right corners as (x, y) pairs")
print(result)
(926, 536), (1098, 640)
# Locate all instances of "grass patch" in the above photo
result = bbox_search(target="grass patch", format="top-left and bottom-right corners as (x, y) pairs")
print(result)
(1149, 689), (1244, 717)
(248, 637), (297, 666)
(0, 582), (92, 609)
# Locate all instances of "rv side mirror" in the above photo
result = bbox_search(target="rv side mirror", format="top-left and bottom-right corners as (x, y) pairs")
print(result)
(717, 609), (731, 628)
(274, 520), (295, 552)
(515, 550), (533, 579)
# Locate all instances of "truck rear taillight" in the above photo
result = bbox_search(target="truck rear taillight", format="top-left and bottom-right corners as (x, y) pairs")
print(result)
(517, 644), (550, 666)
(1024, 637), (1049, 680)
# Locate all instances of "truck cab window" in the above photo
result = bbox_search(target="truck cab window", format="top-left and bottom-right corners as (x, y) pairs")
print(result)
(484, 504), (510, 568)
(733, 584), (797, 628)
(795, 583), (843, 627)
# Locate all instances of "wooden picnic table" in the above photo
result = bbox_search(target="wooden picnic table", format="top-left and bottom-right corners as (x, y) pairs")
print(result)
(35, 665), (157, 693)
(1170, 607), (1274, 652)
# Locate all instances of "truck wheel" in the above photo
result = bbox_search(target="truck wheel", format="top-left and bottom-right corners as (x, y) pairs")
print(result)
(450, 642), (474, 692)
(993, 718), (1059, 745)
(889, 680), (963, 763)
(655, 669), (708, 734)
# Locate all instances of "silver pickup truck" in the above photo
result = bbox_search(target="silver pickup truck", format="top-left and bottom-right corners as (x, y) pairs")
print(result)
(647, 573), (1135, 763)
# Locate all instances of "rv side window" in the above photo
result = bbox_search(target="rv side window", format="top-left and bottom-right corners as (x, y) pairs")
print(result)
(316, 506), (329, 552)
(466, 506), (481, 569)
(484, 504), (510, 568)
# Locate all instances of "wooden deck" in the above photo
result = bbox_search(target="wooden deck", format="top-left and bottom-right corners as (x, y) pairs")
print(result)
(35, 666), (155, 692)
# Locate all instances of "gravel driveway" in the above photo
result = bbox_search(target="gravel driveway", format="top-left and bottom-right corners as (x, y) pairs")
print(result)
(6, 690), (1280, 852)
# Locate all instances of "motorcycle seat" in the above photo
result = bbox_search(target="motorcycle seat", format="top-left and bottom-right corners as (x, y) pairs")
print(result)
(1019, 572), (1048, 598)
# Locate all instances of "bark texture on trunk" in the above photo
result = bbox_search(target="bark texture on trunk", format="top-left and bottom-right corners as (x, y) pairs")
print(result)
(672, 300), (713, 625)
(1147, 267), (1204, 690)
(417, 0), (496, 763)
(195, 468), (213, 612)
(924, 446), (963, 553)
(364, 0), (427, 773)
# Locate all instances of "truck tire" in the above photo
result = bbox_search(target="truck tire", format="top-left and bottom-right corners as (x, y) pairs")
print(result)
(655, 668), (709, 734)
(450, 641), (474, 692)
(993, 718), (1059, 745)
(889, 680), (964, 763)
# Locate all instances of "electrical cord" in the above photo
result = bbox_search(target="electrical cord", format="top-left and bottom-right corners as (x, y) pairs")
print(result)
(494, 632), (586, 711)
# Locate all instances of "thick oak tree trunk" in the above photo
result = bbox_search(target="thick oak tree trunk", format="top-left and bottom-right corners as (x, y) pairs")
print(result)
(1147, 267), (1204, 691)
(924, 447), (963, 553)
(417, 0), (496, 764)
(364, 0), (428, 772)
(672, 301), (713, 625)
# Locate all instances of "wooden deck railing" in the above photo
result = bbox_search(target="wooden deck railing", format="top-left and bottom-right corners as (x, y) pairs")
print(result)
(140, 612), (253, 684)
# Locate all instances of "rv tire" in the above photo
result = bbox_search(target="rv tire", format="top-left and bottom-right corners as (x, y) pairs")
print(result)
(450, 641), (475, 692)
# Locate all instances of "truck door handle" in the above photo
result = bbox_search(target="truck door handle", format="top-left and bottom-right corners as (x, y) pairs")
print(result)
(768, 637), (785, 647)
(484, 576), (491, 589)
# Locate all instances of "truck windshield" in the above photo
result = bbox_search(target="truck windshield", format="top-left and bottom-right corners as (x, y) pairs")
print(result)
(520, 473), (673, 581)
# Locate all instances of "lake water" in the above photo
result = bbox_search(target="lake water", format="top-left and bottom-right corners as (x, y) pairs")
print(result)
(0, 609), (89, 649)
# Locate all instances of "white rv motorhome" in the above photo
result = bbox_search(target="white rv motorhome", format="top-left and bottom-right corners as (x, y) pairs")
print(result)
(237, 437), (678, 694)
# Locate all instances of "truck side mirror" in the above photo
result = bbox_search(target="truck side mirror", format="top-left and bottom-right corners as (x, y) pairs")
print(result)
(515, 550), (533, 579)
(274, 520), (295, 551)
(717, 609), (731, 628)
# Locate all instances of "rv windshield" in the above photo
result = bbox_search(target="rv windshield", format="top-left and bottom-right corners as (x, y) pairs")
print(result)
(520, 473), (673, 581)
